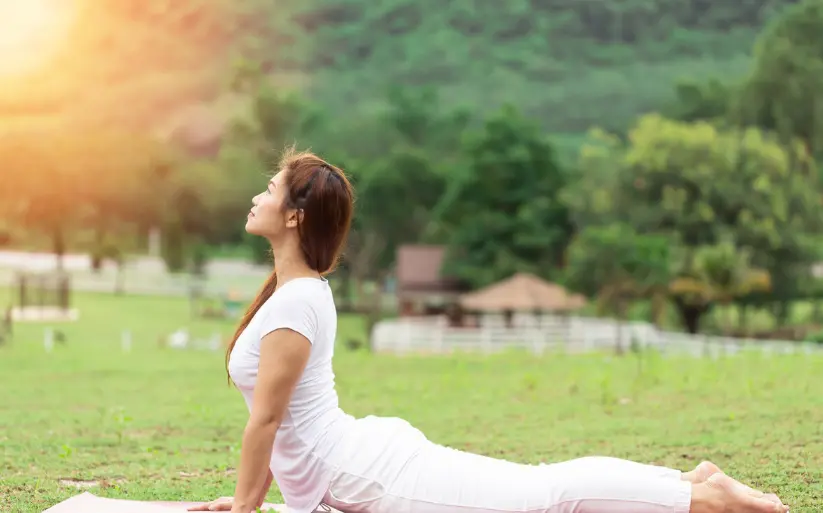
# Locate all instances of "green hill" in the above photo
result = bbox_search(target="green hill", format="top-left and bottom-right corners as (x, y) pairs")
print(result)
(265, 0), (799, 133)
(0, 0), (799, 141)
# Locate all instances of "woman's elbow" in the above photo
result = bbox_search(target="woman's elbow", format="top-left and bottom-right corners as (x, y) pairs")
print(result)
(246, 411), (282, 433)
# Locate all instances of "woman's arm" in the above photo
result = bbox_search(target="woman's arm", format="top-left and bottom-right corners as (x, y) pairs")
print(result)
(231, 329), (311, 513)
(255, 469), (274, 508)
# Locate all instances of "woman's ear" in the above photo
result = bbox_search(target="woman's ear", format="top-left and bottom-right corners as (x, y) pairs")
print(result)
(286, 208), (304, 228)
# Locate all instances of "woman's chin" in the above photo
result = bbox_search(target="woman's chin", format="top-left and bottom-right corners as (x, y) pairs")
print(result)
(245, 222), (271, 240)
(245, 217), (276, 239)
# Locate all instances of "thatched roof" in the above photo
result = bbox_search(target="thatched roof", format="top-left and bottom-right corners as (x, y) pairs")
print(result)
(459, 272), (587, 312)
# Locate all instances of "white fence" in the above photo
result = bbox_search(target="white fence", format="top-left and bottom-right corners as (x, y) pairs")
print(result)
(370, 314), (823, 357)
(0, 251), (270, 298)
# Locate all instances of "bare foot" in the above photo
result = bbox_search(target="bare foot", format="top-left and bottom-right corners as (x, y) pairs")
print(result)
(726, 479), (787, 510)
(692, 473), (788, 513)
(682, 462), (785, 509)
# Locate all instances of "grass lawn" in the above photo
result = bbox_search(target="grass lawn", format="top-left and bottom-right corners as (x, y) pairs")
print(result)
(1, 292), (822, 511)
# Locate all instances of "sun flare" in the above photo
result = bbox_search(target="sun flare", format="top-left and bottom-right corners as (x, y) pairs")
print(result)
(0, 0), (75, 77)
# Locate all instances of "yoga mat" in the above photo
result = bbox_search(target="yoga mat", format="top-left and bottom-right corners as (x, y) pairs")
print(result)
(43, 492), (289, 513)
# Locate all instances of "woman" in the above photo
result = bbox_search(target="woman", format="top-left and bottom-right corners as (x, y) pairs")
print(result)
(190, 150), (788, 513)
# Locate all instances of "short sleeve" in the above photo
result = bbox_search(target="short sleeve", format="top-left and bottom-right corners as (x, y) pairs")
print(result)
(259, 295), (318, 344)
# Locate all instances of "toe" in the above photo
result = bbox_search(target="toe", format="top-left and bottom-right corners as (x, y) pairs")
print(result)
(695, 461), (723, 481)
(756, 496), (788, 513)
(699, 460), (722, 472)
(763, 493), (783, 505)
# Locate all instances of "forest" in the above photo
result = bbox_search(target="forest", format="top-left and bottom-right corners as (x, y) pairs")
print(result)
(0, 0), (798, 144)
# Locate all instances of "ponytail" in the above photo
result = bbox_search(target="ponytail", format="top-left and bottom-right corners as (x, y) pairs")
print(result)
(225, 270), (278, 384)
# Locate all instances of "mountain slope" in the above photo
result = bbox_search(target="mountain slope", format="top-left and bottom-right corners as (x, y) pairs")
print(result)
(0, 0), (799, 139)
(262, 0), (798, 133)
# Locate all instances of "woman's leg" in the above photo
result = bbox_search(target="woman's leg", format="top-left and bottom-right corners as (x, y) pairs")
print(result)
(324, 442), (690, 513)
(537, 457), (784, 507)
(539, 455), (683, 481)
(330, 444), (786, 513)
(381, 444), (694, 513)
(322, 418), (787, 513)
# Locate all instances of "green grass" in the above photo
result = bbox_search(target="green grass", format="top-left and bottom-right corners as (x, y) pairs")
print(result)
(2, 292), (822, 511)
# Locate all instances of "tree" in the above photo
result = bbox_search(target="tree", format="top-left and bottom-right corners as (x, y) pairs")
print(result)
(441, 104), (572, 288)
(738, 0), (823, 155)
(737, 0), (823, 323)
(664, 78), (734, 124)
(382, 85), (471, 155)
(250, 86), (327, 161)
(669, 241), (771, 333)
(157, 159), (233, 274)
(359, 148), (446, 267)
(568, 114), (823, 333)
(75, 133), (179, 267)
(340, 87), (467, 291)
(0, 127), (189, 281)
(0, 131), (89, 269)
(565, 224), (673, 334)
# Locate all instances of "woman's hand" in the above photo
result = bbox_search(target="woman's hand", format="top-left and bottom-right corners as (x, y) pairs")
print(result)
(189, 469), (272, 512)
(187, 496), (234, 511)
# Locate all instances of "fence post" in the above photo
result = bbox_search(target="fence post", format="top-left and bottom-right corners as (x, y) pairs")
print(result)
(403, 321), (412, 354)
(60, 274), (70, 311)
(532, 328), (543, 356)
(481, 326), (492, 354)
(434, 323), (444, 353)
(18, 273), (26, 309)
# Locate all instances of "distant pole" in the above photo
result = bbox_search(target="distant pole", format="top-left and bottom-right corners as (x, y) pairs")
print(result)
(44, 328), (54, 353)
(121, 330), (132, 352)
(148, 227), (162, 258)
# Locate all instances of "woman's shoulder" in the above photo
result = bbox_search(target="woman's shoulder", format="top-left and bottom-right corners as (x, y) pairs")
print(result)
(266, 277), (331, 309)
(256, 278), (334, 340)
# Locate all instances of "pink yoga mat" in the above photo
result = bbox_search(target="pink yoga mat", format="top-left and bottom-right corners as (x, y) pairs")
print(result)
(43, 492), (290, 513)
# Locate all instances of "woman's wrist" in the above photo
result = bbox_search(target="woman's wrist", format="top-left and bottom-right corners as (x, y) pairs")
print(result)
(231, 499), (256, 513)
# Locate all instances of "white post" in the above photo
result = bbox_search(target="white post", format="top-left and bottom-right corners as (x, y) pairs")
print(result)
(434, 323), (444, 353)
(531, 328), (543, 356)
(403, 321), (413, 354)
(148, 226), (162, 257)
(481, 325), (492, 354)
(44, 328), (54, 353)
(121, 330), (132, 352)
(210, 332), (221, 351)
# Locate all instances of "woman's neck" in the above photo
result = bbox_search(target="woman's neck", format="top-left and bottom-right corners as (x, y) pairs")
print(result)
(270, 239), (320, 286)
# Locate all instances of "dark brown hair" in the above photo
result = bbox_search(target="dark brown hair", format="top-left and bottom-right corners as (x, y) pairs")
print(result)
(225, 148), (354, 380)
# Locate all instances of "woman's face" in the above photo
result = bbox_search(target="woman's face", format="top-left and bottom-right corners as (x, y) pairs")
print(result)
(245, 170), (295, 240)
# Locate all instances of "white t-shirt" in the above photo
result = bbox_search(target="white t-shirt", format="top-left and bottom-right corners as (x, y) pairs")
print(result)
(227, 277), (355, 513)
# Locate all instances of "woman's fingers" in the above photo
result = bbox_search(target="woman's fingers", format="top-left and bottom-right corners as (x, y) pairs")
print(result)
(187, 498), (234, 511)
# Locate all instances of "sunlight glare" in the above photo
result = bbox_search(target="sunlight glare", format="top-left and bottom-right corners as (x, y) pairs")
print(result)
(0, 0), (74, 77)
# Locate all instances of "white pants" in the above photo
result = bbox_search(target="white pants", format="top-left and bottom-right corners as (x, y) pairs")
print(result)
(322, 417), (692, 513)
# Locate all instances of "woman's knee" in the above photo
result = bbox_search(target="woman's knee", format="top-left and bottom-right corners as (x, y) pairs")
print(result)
(326, 472), (387, 513)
